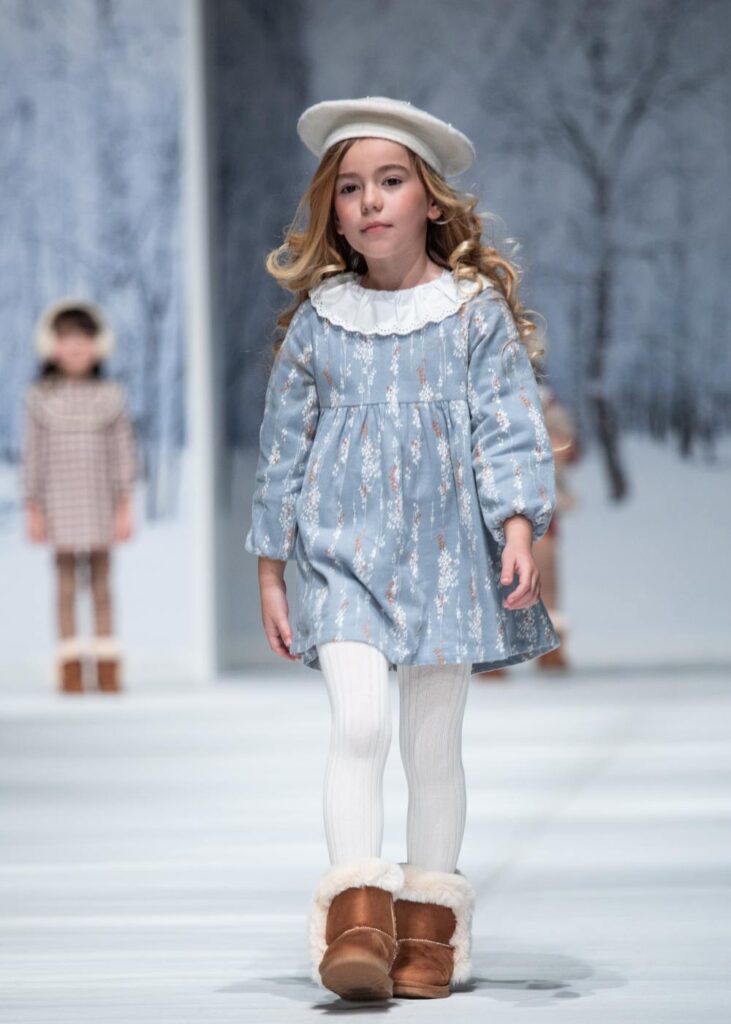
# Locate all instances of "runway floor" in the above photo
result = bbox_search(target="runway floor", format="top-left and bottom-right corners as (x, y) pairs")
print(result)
(0, 664), (728, 1022)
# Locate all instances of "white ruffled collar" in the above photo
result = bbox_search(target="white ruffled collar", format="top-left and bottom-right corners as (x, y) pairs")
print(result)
(309, 267), (488, 336)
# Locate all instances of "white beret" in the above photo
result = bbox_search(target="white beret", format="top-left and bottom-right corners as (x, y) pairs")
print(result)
(297, 95), (475, 178)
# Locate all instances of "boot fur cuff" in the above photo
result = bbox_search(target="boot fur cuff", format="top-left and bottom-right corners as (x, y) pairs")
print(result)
(56, 636), (91, 662)
(397, 862), (476, 984)
(308, 856), (404, 985)
(93, 635), (123, 659)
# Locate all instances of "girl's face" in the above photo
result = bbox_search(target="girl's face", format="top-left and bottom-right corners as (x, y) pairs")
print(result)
(333, 137), (443, 271)
(51, 330), (100, 378)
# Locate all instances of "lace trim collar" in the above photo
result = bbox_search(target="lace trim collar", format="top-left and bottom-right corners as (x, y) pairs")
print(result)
(309, 267), (489, 335)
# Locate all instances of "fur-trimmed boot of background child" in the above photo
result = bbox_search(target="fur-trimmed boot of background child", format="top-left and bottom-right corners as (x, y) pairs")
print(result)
(55, 635), (89, 693)
(92, 635), (123, 692)
(309, 856), (403, 1000)
(390, 862), (476, 998)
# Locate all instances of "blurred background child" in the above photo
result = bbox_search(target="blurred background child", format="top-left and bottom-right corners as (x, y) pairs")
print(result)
(21, 299), (137, 694)
(534, 381), (581, 671)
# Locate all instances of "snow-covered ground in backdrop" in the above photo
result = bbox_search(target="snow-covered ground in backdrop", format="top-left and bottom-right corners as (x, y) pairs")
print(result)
(558, 432), (731, 669)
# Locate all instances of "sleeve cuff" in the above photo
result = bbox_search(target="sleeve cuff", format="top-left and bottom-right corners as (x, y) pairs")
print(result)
(244, 525), (296, 561)
(486, 507), (554, 548)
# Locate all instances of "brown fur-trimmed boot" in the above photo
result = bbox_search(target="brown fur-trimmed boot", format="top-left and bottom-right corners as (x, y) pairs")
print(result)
(92, 635), (123, 692)
(56, 636), (88, 694)
(309, 857), (404, 1000)
(390, 862), (476, 998)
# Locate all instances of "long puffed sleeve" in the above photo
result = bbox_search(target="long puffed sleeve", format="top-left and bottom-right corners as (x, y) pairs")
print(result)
(467, 290), (556, 548)
(244, 305), (320, 561)
(21, 390), (46, 506)
(109, 388), (138, 500)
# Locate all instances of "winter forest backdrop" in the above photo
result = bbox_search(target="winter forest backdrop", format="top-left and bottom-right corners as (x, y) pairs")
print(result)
(0, 0), (729, 682)
(0, 0), (184, 521)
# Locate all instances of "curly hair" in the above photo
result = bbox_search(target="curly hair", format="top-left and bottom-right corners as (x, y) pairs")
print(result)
(263, 138), (548, 372)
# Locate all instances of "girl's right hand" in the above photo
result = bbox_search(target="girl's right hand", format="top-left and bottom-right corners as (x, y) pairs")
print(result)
(258, 558), (301, 662)
(26, 503), (47, 543)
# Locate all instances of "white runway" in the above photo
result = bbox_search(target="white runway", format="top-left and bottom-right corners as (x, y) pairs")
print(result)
(1, 666), (728, 1022)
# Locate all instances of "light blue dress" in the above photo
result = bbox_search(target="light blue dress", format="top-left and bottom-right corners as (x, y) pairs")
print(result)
(245, 267), (561, 673)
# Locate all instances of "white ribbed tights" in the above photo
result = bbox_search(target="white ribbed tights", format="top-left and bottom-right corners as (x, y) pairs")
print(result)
(316, 639), (471, 872)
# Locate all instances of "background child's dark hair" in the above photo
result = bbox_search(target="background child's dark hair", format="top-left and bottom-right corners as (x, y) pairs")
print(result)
(36, 306), (107, 380)
(37, 360), (105, 379)
(50, 307), (100, 337)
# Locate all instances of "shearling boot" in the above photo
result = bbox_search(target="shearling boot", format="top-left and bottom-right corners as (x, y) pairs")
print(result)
(56, 636), (88, 694)
(390, 862), (476, 998)
(92, 635), (123, 692)
(309, 856), (404, 1000)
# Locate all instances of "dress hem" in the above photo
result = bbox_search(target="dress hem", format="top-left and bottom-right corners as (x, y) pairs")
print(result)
(288, 629), (561, 675)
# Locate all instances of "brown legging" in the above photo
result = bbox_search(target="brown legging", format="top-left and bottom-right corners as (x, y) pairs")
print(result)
(54, 549), (113, 639)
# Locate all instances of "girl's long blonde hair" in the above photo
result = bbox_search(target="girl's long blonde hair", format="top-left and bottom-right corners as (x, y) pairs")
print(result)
(264, 139), (547, 371)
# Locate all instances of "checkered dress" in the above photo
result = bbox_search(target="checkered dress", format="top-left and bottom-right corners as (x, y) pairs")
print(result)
(22, 377), (137, 552)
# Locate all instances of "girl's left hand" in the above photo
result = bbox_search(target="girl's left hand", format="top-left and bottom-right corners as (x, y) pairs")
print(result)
(114, 497), (133, 542)
(500, 542), (541, 610)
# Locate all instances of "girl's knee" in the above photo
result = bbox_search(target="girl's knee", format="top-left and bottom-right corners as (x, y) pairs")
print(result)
(335, 714), (392, 761)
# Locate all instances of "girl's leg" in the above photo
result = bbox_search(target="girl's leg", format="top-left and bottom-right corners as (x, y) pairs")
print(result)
(53, 551), (86, 693)
(316, 639), (392, 865)
(89, 548), (113, 635)
(89, 548), (122, 691)
(397, 661), (471, 872)
(54, 550), (77, 638)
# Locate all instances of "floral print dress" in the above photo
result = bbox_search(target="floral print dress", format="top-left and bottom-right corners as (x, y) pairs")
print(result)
(245, 267), (561, 673)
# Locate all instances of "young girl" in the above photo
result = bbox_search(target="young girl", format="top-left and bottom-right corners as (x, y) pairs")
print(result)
(244, 96), (560, 1001)
(22, 299), (137, 694)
